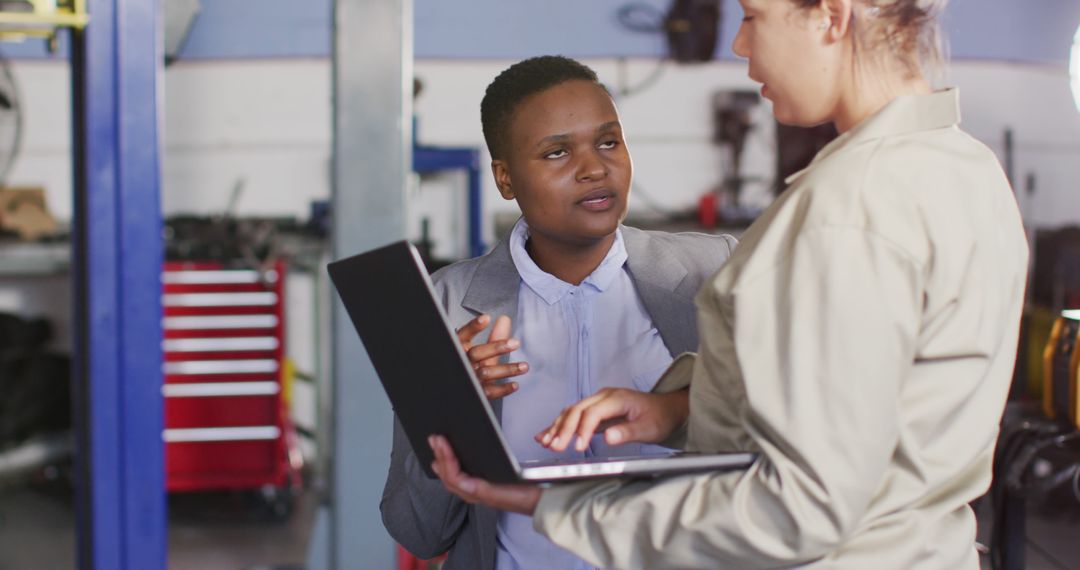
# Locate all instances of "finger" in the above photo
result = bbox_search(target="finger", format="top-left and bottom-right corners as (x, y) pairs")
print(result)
(481, 313), (514, 367)
(430, 436), (468, 488)
(430, 435), (457, 471)
(536, 409), (567, 445)
(489, 315), (512, 342)
(482, 381), (519, 400)
(429, 436), (452, 479)
(476, 362), (529, 383)
(480, 315), (515, 367)
(456, 314), (491, 346)
(537, 391), (610, 449)
(549, 393), (612, 452)
(430, 436), (486, 499)
(467, 338), (521, 364)
(575, 398), (633, 450)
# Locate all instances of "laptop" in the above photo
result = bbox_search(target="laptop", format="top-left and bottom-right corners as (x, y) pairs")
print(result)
(328, 240), (757, 484)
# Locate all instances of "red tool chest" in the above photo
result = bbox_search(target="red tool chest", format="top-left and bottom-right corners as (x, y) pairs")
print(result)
(161, 261), (302, 501)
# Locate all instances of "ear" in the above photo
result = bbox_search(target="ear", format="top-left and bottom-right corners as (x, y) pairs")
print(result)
(820, 0), (853, 42)
(491, 159), (516, 200)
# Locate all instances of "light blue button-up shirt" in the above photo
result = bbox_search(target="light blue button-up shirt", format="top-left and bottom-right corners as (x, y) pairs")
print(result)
(494, 219), (674, 570)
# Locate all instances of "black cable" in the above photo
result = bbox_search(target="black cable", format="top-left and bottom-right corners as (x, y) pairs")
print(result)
(613, 57), (669, 99)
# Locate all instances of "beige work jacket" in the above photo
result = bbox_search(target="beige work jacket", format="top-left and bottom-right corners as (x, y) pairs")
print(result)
(533, 89), (1030, 570)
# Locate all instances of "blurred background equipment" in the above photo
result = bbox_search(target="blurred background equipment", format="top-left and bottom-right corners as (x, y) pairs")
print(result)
(0, 312), (71, 484)
(990, 276), (1080, 570)
(708, 89), (761, 225)
(990, 306), (1080, 570)
(664, 0), (721, 62)
(616, 0), (721, 63)
(0, 50), (22, 187)
(0, 0), (87, 44)
(1043, 310), (1080, 429)
(162, 260), (303, 520)
(0, 186), (56, 240)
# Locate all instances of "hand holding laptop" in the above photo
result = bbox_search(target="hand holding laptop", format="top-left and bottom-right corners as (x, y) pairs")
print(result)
(428, 385), (690, 516)
(455, 314), (529, 400)
(429, 434), (542, 516)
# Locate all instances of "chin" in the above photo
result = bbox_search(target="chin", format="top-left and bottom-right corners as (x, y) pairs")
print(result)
(574, 217), (622, 243)
(773, 102), (833, 129)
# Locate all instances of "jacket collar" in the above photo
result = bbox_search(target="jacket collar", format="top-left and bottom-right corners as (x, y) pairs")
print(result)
(787, 88), (962, 185)
(461, 222), (695, 353)
(461, 223), (692, 313)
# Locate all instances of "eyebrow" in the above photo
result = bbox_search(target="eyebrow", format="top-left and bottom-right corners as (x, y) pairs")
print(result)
(534, 121), (623, 148)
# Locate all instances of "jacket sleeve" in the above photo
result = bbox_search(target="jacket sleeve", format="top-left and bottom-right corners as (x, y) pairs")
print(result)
(648, 352), (696, 449)
(533, 226), (922, 569)
(380, 415), (469, 559)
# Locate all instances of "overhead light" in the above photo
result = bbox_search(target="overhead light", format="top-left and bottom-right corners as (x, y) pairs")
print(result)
(1072, 23), (1080, 113)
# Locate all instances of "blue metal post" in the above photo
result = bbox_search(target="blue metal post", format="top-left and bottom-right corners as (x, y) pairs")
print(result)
(467, 154), (483, 258)
(71, 0), (165, 568)
(413, 146), (485, 258)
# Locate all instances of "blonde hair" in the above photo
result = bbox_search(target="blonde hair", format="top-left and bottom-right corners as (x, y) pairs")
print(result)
(795, 0), (948, 78)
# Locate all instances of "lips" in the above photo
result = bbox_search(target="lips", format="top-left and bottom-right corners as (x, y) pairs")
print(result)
(577, 188), (616, 212)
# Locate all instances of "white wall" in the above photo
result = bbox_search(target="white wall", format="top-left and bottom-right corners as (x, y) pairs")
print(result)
(8, 57), (1080, 255)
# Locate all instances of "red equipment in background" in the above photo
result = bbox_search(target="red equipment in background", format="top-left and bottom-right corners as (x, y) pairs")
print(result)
(162, 261), (302, 515)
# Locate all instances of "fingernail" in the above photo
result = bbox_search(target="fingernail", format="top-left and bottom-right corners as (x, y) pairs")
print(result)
(607, 429), (622, 444)
(459, 479), (476, 493)
(541, 433), (552, 444)
(551, 436), (560, 447)
(517, 363), (528, 372)
(509, 382), (518, 391)
(505, 339), (520, 350)
(576, 438), (587, 452)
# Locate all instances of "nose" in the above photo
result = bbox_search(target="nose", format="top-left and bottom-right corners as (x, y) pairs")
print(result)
(732, 24), (749, 59)
(575, 149), (607, 182)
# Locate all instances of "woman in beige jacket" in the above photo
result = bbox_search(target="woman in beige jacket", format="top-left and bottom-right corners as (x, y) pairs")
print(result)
(428, 0), (1030, 568)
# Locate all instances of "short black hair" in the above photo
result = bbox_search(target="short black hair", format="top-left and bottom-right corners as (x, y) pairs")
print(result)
(480, 55), (607, 160)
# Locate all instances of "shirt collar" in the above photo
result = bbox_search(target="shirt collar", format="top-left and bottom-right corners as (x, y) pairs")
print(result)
(508, 218), (628, 305)
(786, 88), (962, 185)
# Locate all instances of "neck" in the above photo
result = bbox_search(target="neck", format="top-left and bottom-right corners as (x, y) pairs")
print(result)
(834, 66), (932, 133)
(525, 232), (616, 286)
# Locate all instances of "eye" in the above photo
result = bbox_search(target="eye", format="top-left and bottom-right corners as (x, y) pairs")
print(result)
(741, 15), (754, 23)
(598, 140), (618, 150)
(544, 149), (568, 159)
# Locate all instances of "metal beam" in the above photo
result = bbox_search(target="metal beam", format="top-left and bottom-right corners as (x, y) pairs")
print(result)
(313, 0), (413, 568)
(71, 0), (165, 567)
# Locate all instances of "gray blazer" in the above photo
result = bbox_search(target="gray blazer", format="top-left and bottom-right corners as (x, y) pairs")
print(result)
(379, 225), (736, 570)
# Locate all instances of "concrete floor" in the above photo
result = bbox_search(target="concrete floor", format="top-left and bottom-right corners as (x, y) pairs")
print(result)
(1, 477), (1077, 569)
(0, 480), (316, 570)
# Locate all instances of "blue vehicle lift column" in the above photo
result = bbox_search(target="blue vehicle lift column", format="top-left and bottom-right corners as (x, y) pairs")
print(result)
(71, 0), (165, 568)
